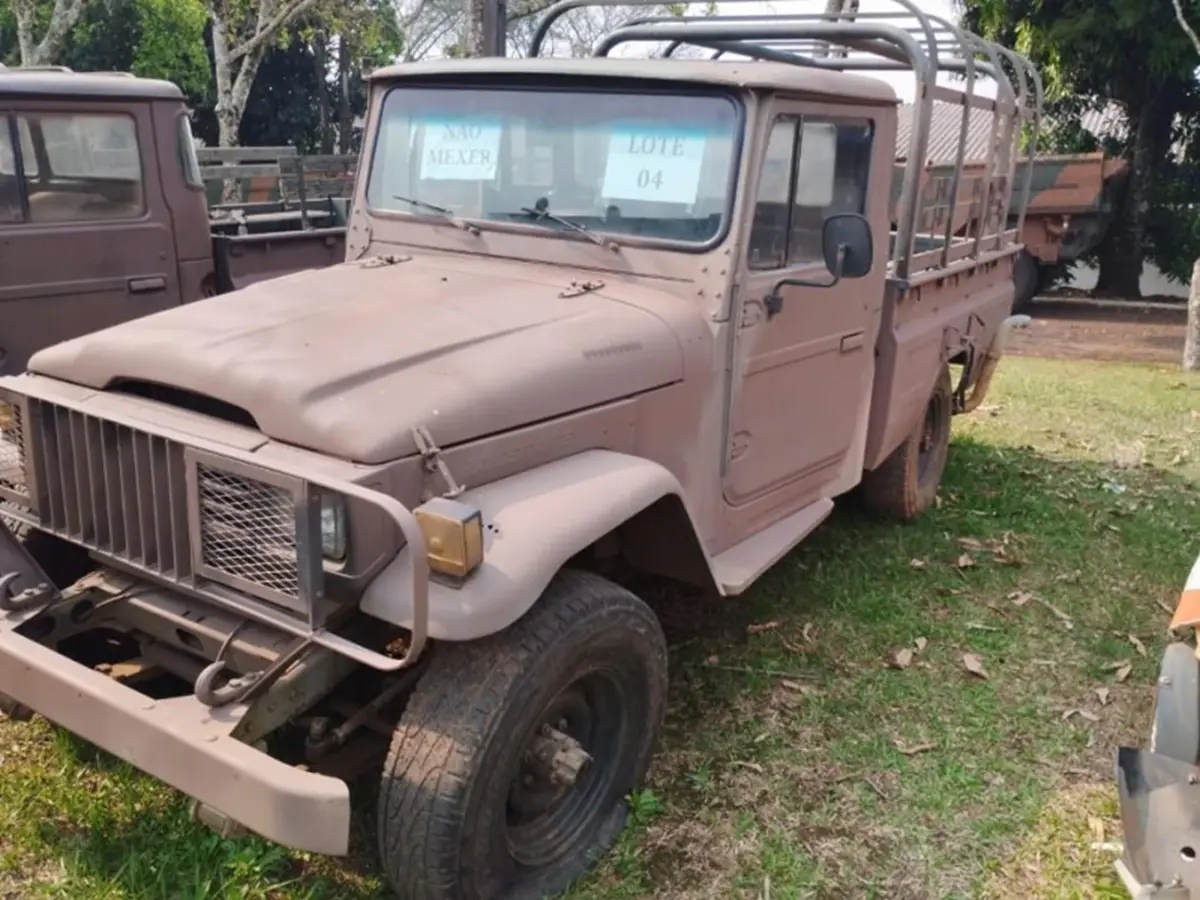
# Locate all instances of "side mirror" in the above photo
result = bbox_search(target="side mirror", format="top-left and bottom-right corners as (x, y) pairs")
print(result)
(764, 212), (875, 318)
(822, 212), (873, 280)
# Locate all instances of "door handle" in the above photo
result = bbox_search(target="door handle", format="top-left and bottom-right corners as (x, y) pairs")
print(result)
(128, 276), (166, 294)
(840, 331), (866, 353)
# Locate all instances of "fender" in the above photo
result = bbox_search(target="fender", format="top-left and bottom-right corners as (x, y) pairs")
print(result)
(360, 449), (712, 641)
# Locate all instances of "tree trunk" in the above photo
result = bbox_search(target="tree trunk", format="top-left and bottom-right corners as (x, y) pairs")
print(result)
(12, 0), (89, 67)
(315, 35), (334, 155)
(337, 37), (353, 153)
(1094, 95), (1158, 299)
(1186, 258), (1200, 372)
(207, 0), (316, 200)
(464, 0), (486, 56)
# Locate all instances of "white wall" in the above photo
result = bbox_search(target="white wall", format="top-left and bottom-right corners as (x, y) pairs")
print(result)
(1066, 262), (1190, 299)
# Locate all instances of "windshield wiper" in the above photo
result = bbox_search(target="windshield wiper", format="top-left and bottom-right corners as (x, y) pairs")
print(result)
(518, 201), (618, 251)
(392, 195), (480, 235)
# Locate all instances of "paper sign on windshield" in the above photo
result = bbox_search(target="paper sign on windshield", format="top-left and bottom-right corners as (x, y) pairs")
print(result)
(601, 127), (707, 204)
(418, 118), (502, 181)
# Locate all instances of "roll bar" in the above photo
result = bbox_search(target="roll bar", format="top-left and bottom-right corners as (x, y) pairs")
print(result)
(527, 0), (1043, 279)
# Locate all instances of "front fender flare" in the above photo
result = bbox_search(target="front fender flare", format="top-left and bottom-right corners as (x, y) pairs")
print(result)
(360, 450), (710, 641)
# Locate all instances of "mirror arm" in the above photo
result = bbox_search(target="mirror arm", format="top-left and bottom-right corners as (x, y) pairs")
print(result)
(763, 246), (847, 320)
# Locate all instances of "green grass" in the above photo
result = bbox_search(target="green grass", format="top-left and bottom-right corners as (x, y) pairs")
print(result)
(1, 356), (1198, 898)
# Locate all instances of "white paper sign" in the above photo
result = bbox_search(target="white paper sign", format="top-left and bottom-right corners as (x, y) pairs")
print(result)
(601, 128), (707, 204)
(419, 118), (502, 181)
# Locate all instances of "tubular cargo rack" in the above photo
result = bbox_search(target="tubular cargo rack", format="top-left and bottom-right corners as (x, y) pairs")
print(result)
(528, 0), (1044, 282)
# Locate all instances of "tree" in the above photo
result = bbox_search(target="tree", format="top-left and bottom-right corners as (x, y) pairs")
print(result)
(962, 0), (1200, 298)
(206, 0), (321, 154)
(1171, 0), (1200, 371)
(9, 0), (89, 66)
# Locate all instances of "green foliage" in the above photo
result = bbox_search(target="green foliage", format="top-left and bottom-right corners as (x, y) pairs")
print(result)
(961, 0), (1200, 290)
(126, 0), (210, 96)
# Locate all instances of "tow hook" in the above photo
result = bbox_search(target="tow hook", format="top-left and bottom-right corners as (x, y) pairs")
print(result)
(0, 572), (54, 613)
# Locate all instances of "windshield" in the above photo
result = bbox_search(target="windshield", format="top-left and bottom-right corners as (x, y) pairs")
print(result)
(365, 84), (741, 246)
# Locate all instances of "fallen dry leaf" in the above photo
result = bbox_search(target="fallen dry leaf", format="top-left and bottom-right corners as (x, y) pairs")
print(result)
(915, 637), (928, 653)
(1062, 708), (1100, 723)
(957, 537), (989, 551)
(1089, 817), (1106, 842)
(1096, 687), (1111, 705)
(1009, 590), (1034, 607)
(1104, 660), (1134, 683)
(779, 679), (811, 693)
(993, 546), (1021, 566)
(910, 558), (927, 569)
(802, 622), (815, 642)
(962, 653), (989, 679)
(957, 553), (976, 569)
(894, 739), (936, 755)
(747, 620), (781, 635)
(1129, 634), (1147, 657)
(706, 654), (720, 666)
(891, 648), (915, 669)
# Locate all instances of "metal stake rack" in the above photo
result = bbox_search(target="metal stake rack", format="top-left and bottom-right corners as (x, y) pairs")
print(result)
(526, 0), (1044, 282)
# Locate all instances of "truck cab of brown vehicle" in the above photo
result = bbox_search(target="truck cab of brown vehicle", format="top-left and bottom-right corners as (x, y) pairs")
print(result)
(0, 5), (1040, 899)
(0, 68), (346, 377)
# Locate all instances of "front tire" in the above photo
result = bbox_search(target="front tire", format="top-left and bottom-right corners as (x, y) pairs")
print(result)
(377, 568), (668, 900)
(858, 365), (953, 521)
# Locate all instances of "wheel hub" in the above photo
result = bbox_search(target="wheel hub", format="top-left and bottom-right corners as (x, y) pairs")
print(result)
(505, 676), (624, 869)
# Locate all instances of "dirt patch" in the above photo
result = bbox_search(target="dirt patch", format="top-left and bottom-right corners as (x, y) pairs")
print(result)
(1010, 300), (1188, 365)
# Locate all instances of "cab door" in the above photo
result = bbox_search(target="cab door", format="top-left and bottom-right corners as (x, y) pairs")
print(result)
(722, 104), (880, 506)
(0, 100), (181, 375)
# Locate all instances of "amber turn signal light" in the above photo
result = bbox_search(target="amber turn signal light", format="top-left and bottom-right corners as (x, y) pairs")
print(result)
(413, 497), (484, 579)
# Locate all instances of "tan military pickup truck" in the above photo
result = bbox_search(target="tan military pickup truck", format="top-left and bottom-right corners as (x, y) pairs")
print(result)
(0, 66), (347, 376)
(0, 2), (1040, 897)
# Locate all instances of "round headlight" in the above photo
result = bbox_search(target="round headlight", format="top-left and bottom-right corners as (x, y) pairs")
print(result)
(320, 494), (347, 562)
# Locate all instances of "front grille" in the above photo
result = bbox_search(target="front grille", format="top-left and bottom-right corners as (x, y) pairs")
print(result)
(28, 402), (191, 578)
(16, 399), (305, 611)
(196, 465), (300, 598)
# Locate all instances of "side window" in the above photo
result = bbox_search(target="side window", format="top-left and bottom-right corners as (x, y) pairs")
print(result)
(17, 112), (144, 223)
(748, 115), (874, 271)
(747, 118), (797, 270)
(176, 114), (204, 191)
(0, 118), (23, 224)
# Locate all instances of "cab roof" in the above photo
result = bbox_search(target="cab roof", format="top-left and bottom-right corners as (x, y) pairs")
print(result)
(370, 56), (899, 106)
(0, 68), (183, 101)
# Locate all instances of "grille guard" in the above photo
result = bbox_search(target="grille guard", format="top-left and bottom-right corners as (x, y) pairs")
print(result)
(0, 375), (428, 672)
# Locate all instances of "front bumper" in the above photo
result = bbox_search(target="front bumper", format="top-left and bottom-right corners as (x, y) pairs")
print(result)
(0, 517), (351, 855)
(0, 617), (352, 854)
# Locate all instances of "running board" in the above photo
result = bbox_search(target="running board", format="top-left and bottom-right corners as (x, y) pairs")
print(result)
(711, 499), (834, 595)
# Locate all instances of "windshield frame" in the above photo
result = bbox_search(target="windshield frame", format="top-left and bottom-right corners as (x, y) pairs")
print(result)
(362, 77), (747, 255)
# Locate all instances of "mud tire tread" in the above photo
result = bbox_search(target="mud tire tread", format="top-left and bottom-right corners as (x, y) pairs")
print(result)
(858, 365), (953, 521)
(376, 568), (668, 900)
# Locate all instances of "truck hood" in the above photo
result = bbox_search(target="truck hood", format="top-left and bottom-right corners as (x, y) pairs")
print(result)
(28, 256), (685, 464)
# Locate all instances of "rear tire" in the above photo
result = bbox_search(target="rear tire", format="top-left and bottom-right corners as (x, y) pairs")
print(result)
(1011, 249), (1039, 314)
(376, 568), (668, 900)
(858, 365), (953, 521)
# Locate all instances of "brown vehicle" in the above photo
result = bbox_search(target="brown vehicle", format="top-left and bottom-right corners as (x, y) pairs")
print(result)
(0, 3), (1040, 897)
(0, 66), (348, 376)
(893, 106), (1128, 312)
